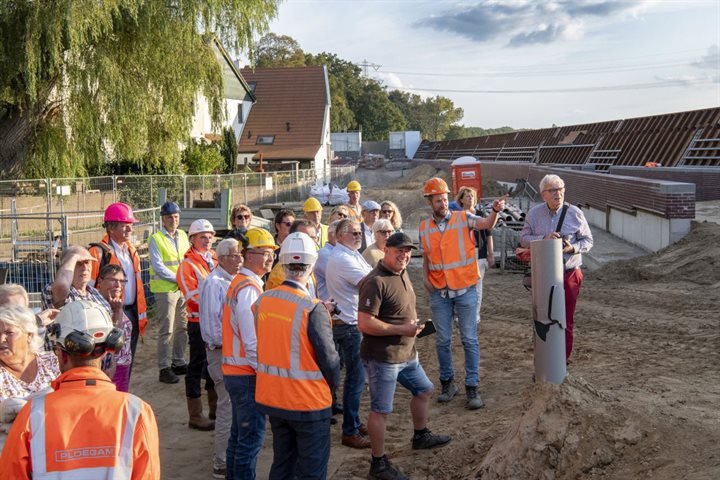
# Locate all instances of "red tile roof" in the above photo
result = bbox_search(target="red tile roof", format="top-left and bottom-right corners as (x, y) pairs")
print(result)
(238, 66), (329, 161)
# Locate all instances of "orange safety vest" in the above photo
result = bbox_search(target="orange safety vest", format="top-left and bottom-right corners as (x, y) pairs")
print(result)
(419, 210), (479, 290)
(0, 367), (160, 479)
(346, 204), (362, 222)
(89, 235), (148, 336)
(221, 273), (263, 376)
(253, 284), (331, 413)
(177, 248), (217, 323)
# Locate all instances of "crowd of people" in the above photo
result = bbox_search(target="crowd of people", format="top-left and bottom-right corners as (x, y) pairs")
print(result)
(0, 173), (591, 480)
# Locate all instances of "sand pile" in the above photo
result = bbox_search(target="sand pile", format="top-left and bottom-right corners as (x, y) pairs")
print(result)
(478, 377), (643, 480)
(589, 222), (720, 286)
(394, 164), (449, 191)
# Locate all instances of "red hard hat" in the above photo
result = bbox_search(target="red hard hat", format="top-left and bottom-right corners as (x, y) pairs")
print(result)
(423, 177), (450, 197)
(104, 203), (139, 223)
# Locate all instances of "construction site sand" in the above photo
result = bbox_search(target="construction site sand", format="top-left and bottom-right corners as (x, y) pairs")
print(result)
(131, 166), (719, 479)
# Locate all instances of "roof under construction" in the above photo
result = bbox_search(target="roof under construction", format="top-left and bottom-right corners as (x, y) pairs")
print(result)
(415, 107), (720, 169)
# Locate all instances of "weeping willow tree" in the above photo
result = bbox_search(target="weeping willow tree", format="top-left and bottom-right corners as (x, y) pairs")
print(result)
(0, 0), (279, 178)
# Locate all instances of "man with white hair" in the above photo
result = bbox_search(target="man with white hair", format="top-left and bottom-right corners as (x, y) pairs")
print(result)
(520, 174), (593, 363)
(198, 238), (242, 479)
(254, 232), (340, 479)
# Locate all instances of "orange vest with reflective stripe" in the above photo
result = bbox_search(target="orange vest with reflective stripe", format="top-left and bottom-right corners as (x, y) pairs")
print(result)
(253, 285), (331, 412)
(221, 273), (262, 376)
(0, 367), (160, 479)
(177, 249), (217, 323)
(419, 211), (479, 290)
(89, 235), (149, 335)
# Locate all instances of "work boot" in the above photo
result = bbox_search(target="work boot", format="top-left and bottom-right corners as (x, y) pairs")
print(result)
(437, 378), (458, 403)
(368, 455), (408, 480)
(342, 433), (371, 449)
(187, 397), (215, 431)
(411, 429), (451, 450)
(207, 388), (218, 420)
(465, 385), (485, 410)
(159, 367), (179, 384)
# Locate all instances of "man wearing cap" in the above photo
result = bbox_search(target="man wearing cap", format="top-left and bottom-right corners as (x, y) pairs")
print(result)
(419, 178), (506, 410)
(88, 202), (147, 368)
(221, 228), (276, 479)
(0, 300), (161, 479)
(148, 201), (190, 384)
(346, 180), (363, 222)
(303, 197), (328, 249)
(359, 233), (451, 480)
(360, 200), (381, 253)
(177, 219), (217, 431)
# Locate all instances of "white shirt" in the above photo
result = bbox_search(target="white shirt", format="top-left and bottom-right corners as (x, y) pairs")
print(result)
(198, 265), (235, 347)
(362, 222), (375, 250)
(326, 243), (372, 324)
(231, 267), (264, 370)
(109, 239), (136, 305)
(315, 243), (334, 301)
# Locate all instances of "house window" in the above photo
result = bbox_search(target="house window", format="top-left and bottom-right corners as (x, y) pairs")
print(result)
(248, 81), (257, 93)
(256, 135), (275, 145)
(237, 103), (244, 123)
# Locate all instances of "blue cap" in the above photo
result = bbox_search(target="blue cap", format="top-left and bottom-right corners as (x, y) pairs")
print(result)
(362, 200), (381, 211)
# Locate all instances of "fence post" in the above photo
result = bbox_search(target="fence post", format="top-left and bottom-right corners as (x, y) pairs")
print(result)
(112, 176), (118, 203)
(182, 175), (188, 209)
(274, 172), (278, 203)
(243, 173), (247, 204)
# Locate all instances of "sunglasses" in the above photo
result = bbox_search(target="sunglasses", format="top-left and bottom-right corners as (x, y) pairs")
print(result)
(236, 214), (251, 220)
(377, 230), (394, 235)
(381, 210), (393, 214)
(279, 221), (293, 227)
(336, 213), (348, 218)
(346, 231), (363, 237)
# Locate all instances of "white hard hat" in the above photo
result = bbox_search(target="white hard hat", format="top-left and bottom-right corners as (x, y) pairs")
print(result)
(188, 219), (215, 237)
(279, 232), (318, 267)
(49, 301), (123, 357)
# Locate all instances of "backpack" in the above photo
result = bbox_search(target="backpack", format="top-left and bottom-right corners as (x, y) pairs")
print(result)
(89, 242), (113, 272)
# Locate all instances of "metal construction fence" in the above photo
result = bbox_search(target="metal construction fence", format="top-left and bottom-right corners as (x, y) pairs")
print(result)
(0, 166), (355, 292)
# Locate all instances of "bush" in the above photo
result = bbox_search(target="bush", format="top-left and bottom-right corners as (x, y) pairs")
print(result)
(182, 140), (225, 175)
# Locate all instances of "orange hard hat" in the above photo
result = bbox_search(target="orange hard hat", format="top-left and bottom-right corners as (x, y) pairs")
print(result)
(423, 177), (450, 197)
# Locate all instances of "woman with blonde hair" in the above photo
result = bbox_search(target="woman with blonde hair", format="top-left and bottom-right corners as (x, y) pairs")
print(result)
(379, 200), (403, 231)
(455, 186), (494, 324)
(226, 204), (253, 240)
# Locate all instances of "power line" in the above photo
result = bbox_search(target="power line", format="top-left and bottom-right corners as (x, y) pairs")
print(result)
(398, 78), (717, 94)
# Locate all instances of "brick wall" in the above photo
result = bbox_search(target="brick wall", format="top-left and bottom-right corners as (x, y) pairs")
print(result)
(607, 166), (720, 201)
(415, 160), (696, 220)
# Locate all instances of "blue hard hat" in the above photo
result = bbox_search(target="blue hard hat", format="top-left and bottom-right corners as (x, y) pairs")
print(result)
(160, 201), (181, 216)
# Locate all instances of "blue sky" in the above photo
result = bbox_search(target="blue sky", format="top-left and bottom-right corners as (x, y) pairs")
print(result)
(262, 0), (719, 130)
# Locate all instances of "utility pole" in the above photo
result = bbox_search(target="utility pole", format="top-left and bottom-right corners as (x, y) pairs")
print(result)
(358, 59), (381, 77)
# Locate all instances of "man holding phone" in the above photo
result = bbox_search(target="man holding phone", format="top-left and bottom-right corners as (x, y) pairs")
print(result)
(358, 232), (451, 480)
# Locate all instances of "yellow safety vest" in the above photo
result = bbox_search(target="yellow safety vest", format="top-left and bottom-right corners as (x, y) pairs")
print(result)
(148, 230), (190, 293)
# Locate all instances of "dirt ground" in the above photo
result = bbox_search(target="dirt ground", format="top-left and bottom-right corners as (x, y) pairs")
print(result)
(130, 166), (720, 479)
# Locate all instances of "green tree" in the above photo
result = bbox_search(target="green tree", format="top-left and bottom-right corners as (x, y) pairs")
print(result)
(182, 141), (224, 175)
(220, 127), (238, 173)
(0, 0), (279, 179)
(350, 81), (407, 141)
(254, 33), (306, 68)
(305, 52), (362, 132)
(444, 125), (518, 140)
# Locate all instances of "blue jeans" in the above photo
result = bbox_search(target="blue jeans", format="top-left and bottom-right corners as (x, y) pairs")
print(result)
(225, 375), (266, 480)
(364, 354), (433, 414)
(268, 416), (331, 480)
(429, 288), (480, 387)
(332, 323), (365, 436)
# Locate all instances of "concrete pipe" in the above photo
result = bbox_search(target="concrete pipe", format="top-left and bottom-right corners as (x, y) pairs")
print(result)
(530, 238), (567, 384)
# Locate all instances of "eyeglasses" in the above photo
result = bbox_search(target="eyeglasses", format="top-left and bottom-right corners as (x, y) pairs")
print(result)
(221, 254), (243, 259)
(100, 278), (127, 285)
(345, 231), (362, 237)
(246, 251), (275, 259)
(236, 214), (251, 220)
(279, 221), (293, 227)
(377, 230), (394, 235)
(543, 187), (565, 194)
(380, 210), (393, 214)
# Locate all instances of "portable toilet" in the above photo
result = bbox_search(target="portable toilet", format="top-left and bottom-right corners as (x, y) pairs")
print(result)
(451, 156), (482, 198)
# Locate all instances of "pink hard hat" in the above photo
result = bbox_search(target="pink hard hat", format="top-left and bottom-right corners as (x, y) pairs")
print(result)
(104, 202), (139, 223)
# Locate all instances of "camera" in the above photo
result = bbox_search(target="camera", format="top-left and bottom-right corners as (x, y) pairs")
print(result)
(329, 302), (341, 316)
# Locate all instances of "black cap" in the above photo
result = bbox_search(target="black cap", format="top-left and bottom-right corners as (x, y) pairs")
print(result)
(386, 232), (417, 249)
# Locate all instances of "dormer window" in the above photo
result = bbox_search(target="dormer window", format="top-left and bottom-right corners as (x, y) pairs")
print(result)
(248, 81), (257, 93)
(256, 135), (275, 145)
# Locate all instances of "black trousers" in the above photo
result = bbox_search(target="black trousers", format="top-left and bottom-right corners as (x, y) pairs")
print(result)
(123, 304), (139, 379)
(186, 322), (214, 398)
